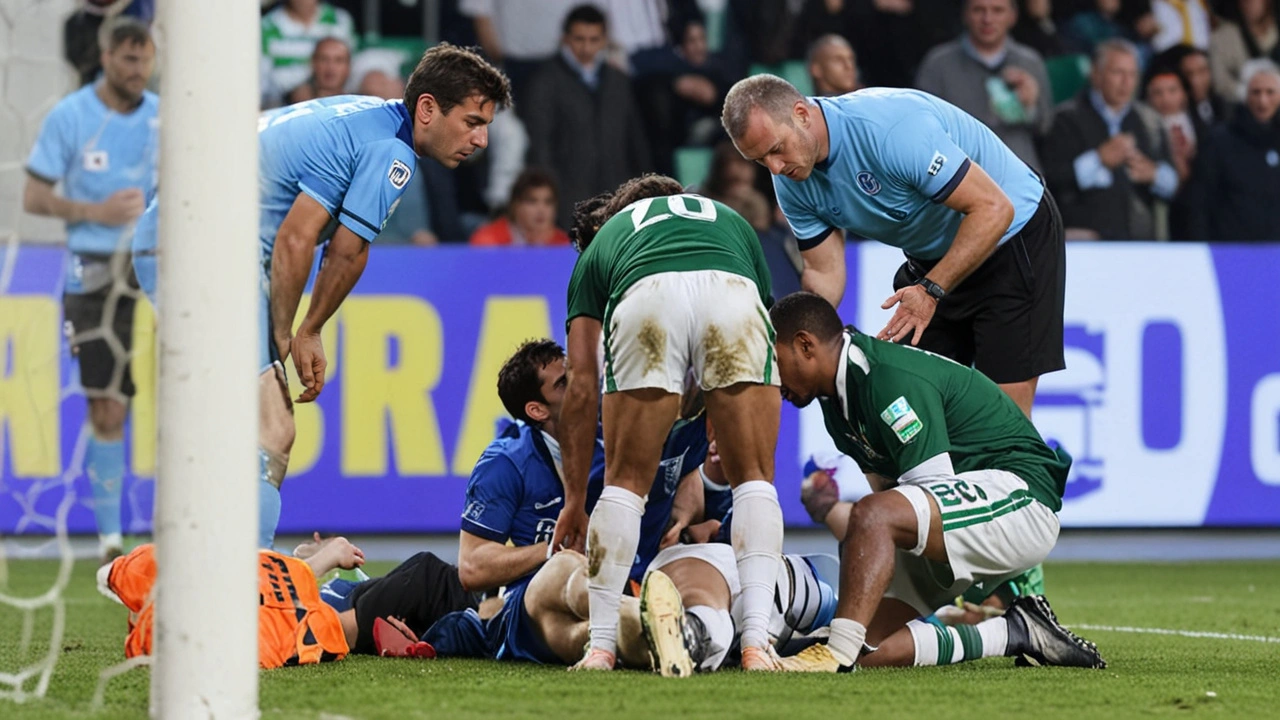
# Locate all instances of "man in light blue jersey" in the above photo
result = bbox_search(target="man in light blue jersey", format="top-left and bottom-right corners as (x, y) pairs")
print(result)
(133, 44), (511, 549)
(722, 77), (1066, 418)
(24, 17), (158, 564)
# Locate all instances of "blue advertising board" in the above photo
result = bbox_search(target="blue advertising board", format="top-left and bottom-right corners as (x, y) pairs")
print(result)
(2, 242), (1278, 535)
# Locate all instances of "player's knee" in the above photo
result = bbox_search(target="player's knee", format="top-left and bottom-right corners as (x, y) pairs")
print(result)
(845, 495), (894, 541)
(260, 414), (296, 455)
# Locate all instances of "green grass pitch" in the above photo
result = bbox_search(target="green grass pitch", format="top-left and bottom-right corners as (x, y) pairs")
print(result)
(2, 557), (1278, 719)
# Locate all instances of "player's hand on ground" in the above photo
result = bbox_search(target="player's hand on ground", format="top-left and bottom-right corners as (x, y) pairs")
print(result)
(93, 187), (146, 226)
(878, 284), (937, 345)
(291, 330), (327, 402)
(550, 506), (589, 555)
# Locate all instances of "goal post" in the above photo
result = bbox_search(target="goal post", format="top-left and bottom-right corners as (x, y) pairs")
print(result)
(151, 0), (261, 716)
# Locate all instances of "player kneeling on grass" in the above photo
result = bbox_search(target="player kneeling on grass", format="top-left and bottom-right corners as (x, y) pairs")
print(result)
(767, 292), (1105, 672)
(98, 536), (473, 665)
(423, 543), (836, 677)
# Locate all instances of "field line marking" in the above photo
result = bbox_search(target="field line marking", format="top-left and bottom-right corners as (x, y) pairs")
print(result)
(1071, 624), (1280, 644)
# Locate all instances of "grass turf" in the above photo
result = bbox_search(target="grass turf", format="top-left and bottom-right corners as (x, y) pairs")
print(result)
(2, 557), (1277, 719)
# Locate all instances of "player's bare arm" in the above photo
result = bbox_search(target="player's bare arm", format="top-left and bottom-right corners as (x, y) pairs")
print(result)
(293, 225), (369, 403)
(270, 193), (335, 361)
(22, 176), (144, 226)
(660, 468), (705, 550)
(457, 530), (549, 592)
(879, 162), (1014, 345)
(550, 316), (602, 555)
(798, 230), (846, 307)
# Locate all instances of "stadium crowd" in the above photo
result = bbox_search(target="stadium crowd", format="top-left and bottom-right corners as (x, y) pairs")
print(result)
(60, 0), (1279, 246)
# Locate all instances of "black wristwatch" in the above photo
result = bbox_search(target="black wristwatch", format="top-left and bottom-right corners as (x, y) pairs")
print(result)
(916, 277), (947, 301)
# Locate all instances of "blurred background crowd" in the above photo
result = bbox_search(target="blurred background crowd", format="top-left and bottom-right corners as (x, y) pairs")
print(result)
(64, 0), (1280, 265)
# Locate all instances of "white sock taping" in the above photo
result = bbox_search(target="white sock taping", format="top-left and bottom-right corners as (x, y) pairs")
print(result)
(908, 616), (1008, 666)
(586, 485), (644, 654)
(687, 605), (733, 672)
(827, 618), (867, 666)
(731, 480), (783, 649)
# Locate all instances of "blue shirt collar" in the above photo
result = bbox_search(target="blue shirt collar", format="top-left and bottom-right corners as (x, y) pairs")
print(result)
(561, 45), (603, 90)
(961, 35), (1008, 70)
(813, 97), (837, 175)
(1088, 89), (1131, 135)
(391, 100), (415, 152)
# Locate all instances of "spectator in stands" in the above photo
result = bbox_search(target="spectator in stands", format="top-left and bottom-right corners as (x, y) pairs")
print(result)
(1149, 0), (1211, 52)
(730, 0), (807, 66)
(460, 0), (578, 112)
(632, 17), (732, 173)
(1013, 0), (1069, 58)
(470, 169), (571, 246)
(1210, 0), (1280, 101)
(1042, 39), (1178, 240)
(915, 0), (1055, 171)
(1143, 65), (1202, 238)
(1161, 44), (1228, 125)
(524, 4), (651, 229)
(807, 34), (860, 96)
(261, 0), (356, 107)
(285, 37), (351, 104)
(813, 0), (961, 89)
(1062, 0), (1139, 56)
(1190, 60), (1280, 240)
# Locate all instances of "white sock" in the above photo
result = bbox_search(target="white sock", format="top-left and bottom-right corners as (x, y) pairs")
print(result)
(586, 486), (644, 655)
(908, 617), (1008, 666)
(686, 605), (733, 672)
(99, 532), (123, 556)
(731, 480), (783, 649)
(827, 618), (867, 666)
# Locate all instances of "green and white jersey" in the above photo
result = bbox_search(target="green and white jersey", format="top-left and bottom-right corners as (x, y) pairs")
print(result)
(566, 194), (773, 325)
(817, 329), (1070, 511)
(261, 3), (355, 101)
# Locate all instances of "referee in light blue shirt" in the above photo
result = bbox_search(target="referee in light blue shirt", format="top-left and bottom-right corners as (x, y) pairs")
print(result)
(721, 78), (1065, 417)
(23, 17), (158, 564)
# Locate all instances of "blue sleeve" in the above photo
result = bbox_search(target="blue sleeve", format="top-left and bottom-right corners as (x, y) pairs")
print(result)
(772, 175), (836, 250)
(25, 103), (74, 183)
(336, 140), (417, 241)
(880, 113), (973, 204)
(460, 454), (521, 543)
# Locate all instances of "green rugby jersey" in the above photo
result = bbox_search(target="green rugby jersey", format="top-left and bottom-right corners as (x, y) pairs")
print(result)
(566, 194), (773, 326)
(817, 329), (1070, 511)
(261, 3), (355, 98)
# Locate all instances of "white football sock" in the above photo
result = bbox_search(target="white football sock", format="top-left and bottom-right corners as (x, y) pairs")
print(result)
(586, 486), (644, 655)
(731, 480), (783, 649)
(908, 617), (1008, 666)
(686, 605), (733, 672)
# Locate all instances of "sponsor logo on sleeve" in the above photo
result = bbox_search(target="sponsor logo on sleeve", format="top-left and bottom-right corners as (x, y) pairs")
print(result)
(928, 151), (946, 176)
(463, 501), (486, 522)
(880, 396), (923, 444)
(388, 158), (411, 189)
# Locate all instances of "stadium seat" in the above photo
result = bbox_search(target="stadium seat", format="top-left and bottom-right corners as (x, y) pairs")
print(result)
(1046, 54), (1091, 105)
(749, 60), (815, 96)
(674, 146), (714, 189)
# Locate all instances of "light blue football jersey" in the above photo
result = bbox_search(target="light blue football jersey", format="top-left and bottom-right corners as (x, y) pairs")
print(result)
(773, 89), (1044, 260)
(256, 95), (418, 259)
(26, 84), (159, 285)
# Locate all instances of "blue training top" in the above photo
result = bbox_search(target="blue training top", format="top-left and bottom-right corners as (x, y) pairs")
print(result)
(772, 89), (1044, 260)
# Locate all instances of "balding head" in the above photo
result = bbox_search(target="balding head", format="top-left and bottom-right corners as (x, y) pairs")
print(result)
(722, 74), (806, 141)
(807, 35), (858, 96)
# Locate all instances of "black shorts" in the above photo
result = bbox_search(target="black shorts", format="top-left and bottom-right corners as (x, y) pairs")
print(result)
(349, 552), (479, 655)
(63, 286), (138, 398)
(893, 188), (1066, 385)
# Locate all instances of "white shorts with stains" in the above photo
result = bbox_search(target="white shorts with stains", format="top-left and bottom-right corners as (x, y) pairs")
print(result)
(604, 270), (780, 394)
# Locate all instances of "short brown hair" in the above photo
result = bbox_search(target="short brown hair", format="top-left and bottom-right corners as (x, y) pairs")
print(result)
(570, 174), (685, 252)
(99, 16), (152, 53)
(721, 74), (805, 140)
(509, 168), (559, 206)
(404, 42), (512, 115)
